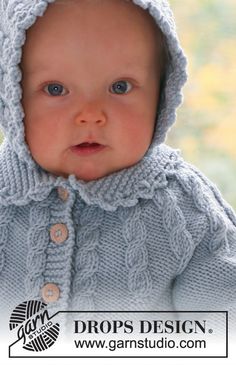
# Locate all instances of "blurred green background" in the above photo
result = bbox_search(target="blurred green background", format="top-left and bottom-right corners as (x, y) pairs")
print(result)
(0, 0), (235, 209)
(168, 0), (236, 209)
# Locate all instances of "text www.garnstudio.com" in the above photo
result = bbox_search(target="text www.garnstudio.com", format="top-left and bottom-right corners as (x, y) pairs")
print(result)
(74, 338), (206, 351)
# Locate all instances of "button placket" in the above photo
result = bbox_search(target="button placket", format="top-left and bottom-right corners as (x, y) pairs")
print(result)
(50, 223), (69, 244)
(42, 189), (72, 307)
(41, 283), (60, 303)
(57, 187), (69, 202)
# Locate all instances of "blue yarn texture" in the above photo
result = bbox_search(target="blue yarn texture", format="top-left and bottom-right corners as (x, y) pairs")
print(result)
(0, 0), (236, 331)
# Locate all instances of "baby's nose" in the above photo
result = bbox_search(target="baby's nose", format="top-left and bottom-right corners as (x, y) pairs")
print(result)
(74, 104), (107, 126)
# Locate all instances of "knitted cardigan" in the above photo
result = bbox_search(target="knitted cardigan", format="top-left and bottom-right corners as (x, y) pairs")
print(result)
(0, 0), (236, 330)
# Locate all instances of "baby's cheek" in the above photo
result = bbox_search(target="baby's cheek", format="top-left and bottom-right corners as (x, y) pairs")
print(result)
(129, 120), (154, 148)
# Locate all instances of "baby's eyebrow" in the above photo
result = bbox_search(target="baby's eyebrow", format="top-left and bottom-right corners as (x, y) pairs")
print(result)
(23, 64), (150, 77)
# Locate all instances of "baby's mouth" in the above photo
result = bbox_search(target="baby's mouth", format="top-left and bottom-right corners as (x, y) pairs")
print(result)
(78, 142), (101, 148)
(70, 142), (106, 156)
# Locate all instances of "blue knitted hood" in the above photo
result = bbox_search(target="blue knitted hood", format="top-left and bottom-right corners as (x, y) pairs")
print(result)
(0, 0), (188, 169)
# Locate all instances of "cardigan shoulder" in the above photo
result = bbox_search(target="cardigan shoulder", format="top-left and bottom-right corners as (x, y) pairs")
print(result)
(161, 158), (236, 276)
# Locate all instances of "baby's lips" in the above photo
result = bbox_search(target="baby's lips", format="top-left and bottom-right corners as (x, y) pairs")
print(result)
(70, 141), (107, 156)
(78, 142), (101, 147)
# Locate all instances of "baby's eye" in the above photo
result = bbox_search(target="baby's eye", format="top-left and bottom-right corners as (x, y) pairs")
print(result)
(44, 83), (68, 96)
(110, 80), (132, 95)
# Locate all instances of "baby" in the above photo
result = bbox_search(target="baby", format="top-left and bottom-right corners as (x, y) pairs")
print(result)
(20, 0), (165, 182)
(0, 0), (236, 334)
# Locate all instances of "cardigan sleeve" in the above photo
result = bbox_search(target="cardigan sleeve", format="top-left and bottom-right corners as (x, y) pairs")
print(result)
(171, 161), (236, 325)
(172, 219), (236, 310)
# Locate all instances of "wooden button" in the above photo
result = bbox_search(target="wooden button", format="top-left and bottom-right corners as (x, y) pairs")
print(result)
(50, 223), (68, 244)
(57, 187), (69, 202)
(41, 283), (60, 303)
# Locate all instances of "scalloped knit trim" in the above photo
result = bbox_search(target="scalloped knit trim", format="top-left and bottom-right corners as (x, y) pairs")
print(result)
(0, 140), (184, 211)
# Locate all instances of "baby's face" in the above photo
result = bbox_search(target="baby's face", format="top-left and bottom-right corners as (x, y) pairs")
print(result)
(21, 0), (162, 181)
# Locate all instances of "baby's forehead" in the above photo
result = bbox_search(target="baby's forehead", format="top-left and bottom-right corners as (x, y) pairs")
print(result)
(52, 0), (159, 44)
(20, 0), (165, 81)
(50, 0), (158, 32)
(25, 0), (162, 54)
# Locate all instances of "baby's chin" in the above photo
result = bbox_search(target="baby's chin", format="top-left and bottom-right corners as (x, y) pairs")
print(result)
(71, 166), (126, 182)
(68, 158), (144, 182)
(44, 166), (117, 182)
(40, 156), (144, 182)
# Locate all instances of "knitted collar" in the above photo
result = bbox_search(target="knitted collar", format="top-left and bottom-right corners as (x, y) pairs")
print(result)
(0, 0), (188, 207)
(0, 140), (183, 211)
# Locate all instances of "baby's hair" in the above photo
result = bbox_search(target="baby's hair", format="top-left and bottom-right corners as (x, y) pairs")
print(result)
(156, 25), (171, 89)
(159, 30), (170, 91)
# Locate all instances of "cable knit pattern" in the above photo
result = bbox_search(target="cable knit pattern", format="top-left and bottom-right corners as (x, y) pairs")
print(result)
(174, 165), (234, 255)
(72, 205), (104, 310)
(132, 0), (188, 148)
(24, 200), (50, 299)
(188, 164), (236, 227)
(152, 188), (195, 275)
(0, 205), (16, 273)
(118, 205), (152, 301)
